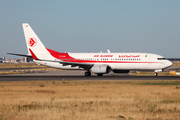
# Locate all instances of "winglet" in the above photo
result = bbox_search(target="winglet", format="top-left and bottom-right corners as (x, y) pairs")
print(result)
(29, 48), (39, 60)
(107, 49), (111, 53)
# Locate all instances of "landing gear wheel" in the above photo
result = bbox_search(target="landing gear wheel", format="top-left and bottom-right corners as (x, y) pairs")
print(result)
(85, 72), (91, 76)
(154, 72), (158, 76)
(97, 74), (103, 76)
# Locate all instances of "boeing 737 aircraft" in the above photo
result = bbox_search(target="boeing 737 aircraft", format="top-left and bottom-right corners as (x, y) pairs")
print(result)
(8, 23), (173, 76)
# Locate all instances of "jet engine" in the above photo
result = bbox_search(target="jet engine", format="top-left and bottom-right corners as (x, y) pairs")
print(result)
(91, 65), (110, 74)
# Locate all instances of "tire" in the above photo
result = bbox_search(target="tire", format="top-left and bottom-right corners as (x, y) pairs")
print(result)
(154, 73), (158, 76)
(97, 74), (103, 76)
(85, 72), (91, 76)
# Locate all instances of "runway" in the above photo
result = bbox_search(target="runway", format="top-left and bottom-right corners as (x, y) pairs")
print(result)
(1, 70), (180, 81)
(1, 76), (180, 81)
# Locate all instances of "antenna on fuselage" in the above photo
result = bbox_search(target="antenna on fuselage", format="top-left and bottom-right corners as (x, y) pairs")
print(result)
(107, 49), (110, 53)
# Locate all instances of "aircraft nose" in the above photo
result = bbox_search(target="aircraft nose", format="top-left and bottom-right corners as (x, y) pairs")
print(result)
(166, 60), (173, 67)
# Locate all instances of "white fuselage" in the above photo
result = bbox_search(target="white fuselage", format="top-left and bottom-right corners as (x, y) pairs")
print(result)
(34, 52), (172, 71)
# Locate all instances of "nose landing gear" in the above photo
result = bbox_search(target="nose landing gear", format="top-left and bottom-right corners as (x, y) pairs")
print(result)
(154, 72), (158, 76)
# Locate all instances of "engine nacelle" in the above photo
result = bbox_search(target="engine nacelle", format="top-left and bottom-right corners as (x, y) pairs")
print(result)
(112, 70), (130, 73)
(91, 65), (110, 74)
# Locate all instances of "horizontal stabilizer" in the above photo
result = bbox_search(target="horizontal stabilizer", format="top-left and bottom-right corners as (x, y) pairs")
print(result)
(7, 53), (32, 58)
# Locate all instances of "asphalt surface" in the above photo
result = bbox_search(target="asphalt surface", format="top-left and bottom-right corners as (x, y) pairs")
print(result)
(1, 70), (180, 81)
(1, 76), (180, 81)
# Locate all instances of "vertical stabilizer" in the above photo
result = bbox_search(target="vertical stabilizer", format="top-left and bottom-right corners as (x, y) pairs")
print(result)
(22, 23), (54, 60)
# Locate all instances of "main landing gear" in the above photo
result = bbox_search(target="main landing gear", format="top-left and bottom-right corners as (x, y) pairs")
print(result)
(154, 72), (158, 76)
(85, 71), (91, 76)
(84, 72), (104, 76)
(97, 73), (103, 76)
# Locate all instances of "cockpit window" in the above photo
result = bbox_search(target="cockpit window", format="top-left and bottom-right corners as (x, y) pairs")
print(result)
(157, 58), (167, 60)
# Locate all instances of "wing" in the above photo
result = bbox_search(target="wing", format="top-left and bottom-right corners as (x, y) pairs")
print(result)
(59, 61), (93, 70)
(37, 59), (94, 70)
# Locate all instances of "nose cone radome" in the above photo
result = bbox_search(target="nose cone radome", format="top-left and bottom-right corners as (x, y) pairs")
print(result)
(166, 60), (173, 68)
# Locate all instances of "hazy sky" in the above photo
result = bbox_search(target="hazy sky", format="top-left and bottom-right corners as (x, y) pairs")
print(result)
(0, 0), (180, 58)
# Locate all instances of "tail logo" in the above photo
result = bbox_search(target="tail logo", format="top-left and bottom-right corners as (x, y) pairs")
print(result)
(28, 38), (37, 47)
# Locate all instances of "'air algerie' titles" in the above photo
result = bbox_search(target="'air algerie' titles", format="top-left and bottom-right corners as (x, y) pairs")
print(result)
(94, 55), (113, 57)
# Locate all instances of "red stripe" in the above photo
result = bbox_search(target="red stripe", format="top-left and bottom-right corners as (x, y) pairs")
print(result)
(46, 48), (74, 59)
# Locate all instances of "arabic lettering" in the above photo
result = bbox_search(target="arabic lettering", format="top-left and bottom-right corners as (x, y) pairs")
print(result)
(118, 55), (140, 58)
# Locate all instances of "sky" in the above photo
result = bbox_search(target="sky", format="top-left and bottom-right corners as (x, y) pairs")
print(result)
(0, 0), (180, 58)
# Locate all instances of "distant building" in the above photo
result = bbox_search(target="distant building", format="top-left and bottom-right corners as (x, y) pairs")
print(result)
(3, 57), (5, 61)
(0, 57), (33, 63)
(167, 58), (180, 62)
(15, 57), (25, 63)
(15, 57), (31, 63)
(0, 58), (2, 63)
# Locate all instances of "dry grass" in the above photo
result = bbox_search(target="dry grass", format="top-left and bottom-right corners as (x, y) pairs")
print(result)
(1, 80), (180, 120)
(0, 63), (63, 74)
(0, 63), (44, 68)
(172, 61), (180, 66)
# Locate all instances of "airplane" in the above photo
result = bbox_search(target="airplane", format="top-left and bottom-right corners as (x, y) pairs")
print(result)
(7, 23), (173, 76)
